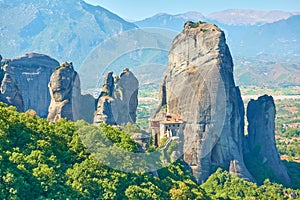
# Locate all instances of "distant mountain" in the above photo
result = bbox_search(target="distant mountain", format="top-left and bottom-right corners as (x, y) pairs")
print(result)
(135, 13), (300, 61)
(134, 13), (300, 87)
(207, 9), (300, 25)
(225, 15), (300, 59)
(79, 28), (176, 90)
(135, 12), (205, 31)
(0, 0), (137, 68)
(135, 10), (300, 30)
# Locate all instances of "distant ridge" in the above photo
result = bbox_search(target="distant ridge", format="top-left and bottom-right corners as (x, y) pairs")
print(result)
(135, 9), (300, 29)
(135, 12), (206, 31)
(135, 12), (300, 61)
(207, 9), (300, 25)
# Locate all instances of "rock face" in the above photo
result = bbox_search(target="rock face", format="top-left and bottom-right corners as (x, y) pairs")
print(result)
(79, 93), (96, 123)
(94, 72), (116, 125)
(112, 70), (139, 124)
(246, 95), (291, 184)
(94, 69), (139, 125)
(47, 62), (84, 122)
(0, 53), (59, 116)
(153, 21), (254, 183)
(0, 64), (24, 112)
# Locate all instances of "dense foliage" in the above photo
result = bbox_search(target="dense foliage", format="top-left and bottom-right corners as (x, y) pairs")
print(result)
(0, 103), (299, 199)
(201, 168), (300, 200)
(0, 103), (204, 199)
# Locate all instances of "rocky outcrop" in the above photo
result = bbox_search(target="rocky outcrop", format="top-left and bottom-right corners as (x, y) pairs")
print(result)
(47, 62), (81, 122)
(112, 70), (139, 124)
(0, 53), (59, 116)
(153, 21), (254, 183)
(94, 69), (139, 125)
(94, 72), (116, 125)
(245, 95), (291, 184)
(0, 64), (24, 111)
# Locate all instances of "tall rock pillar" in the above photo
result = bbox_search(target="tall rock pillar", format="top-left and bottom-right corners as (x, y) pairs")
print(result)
(153, 21), (254, 183)
(245, 95), (291, 184)
(94, 69), (139, 125)
(47, 62), (81, 122)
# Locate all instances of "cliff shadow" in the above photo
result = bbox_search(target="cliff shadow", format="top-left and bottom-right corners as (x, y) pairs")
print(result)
(283, 160), (300, 189)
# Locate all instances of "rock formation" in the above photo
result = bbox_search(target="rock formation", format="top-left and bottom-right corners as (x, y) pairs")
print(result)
(94, 72), (116, 125)
(0, 53), (59, 116)
(0, 64), (24, 112)
(47, 62), (95, 123)
(245, 95), (291, 184)
(94, 69), (139, 125)
(153, 21), (254, 183)
(112, 69), (139, 125)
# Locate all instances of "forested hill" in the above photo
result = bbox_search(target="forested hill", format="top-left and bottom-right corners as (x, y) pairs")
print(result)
(0, 102), (299, 199)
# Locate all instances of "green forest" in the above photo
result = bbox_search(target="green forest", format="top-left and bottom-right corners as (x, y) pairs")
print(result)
(0, 102), (299, 199)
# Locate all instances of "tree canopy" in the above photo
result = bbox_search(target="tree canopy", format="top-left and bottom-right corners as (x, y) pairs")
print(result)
(0, 102), (299, 199)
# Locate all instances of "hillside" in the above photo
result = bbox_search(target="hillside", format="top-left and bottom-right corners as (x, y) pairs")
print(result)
(0, 103), (299, 199)
(0, 102), (196, 199)
(0, 0), (137, 68)
(235, 58), (300, 87)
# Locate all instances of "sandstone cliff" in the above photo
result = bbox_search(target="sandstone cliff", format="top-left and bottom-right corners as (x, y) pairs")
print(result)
(153, 21), (254, 183)
(94, 69), (139, 125)
(245, 95), (291, 184)
(0, 53), (59, 116)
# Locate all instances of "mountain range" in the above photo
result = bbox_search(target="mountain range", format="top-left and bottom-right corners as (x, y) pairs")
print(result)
(0, 0), (299, 88)
(135, 11), (300, 61)
(207, 9), (299, 25)
(135, 9), (300, 29)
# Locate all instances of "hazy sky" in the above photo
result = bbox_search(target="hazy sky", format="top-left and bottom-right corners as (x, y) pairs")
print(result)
(85, 0), (300, 21)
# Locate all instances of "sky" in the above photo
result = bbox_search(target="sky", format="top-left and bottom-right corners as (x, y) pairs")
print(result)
(85, 0), (300, 21)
